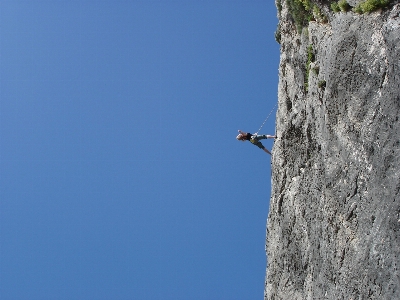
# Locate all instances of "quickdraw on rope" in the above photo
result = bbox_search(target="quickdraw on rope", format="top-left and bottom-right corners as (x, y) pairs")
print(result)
(254, 102), (278, 136)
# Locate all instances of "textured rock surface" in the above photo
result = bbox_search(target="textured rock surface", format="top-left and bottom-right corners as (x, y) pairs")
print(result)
(265, 1), (400, 299)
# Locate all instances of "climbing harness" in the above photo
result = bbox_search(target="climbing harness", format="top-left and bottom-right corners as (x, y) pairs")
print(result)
(254, 102), (278, 136)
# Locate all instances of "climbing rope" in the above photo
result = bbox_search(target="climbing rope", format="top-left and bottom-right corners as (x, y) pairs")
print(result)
(254, 102), (278, 135)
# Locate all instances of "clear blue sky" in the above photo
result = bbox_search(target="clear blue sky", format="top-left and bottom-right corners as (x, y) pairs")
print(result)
(0, 1), (279, 299)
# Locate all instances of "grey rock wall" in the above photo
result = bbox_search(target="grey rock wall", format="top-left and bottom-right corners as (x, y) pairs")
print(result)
(266, 1), (400, 299)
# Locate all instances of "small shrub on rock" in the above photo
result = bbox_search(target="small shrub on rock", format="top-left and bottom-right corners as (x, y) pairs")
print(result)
(287, 0), (312, 32)
(331, 2), (341, 12)
(353, 0), (390, 13)
(313, 5), (327, 23)
(318, 80), (326, 89)
(338, 0), (351, 11)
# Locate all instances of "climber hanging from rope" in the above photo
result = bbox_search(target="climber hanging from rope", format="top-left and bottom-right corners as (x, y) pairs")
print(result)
(236, 103), (277, 155)
(236, 130), (276, 155)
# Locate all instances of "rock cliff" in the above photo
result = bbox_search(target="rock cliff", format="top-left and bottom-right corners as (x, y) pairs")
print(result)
(266, 1), (400, 299)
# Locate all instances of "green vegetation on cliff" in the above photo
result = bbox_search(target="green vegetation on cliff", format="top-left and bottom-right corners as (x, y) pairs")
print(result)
(284, 0), (326, 33)
(305, 44), (315, 91)
(330, 0), (390, 14)
(338, 0), (351, 11)
(286, 0), (313, 32)
(353, 0), (390, 13)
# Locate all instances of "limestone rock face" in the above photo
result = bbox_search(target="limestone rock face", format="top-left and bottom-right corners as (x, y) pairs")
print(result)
(266, 1), (400, 299)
